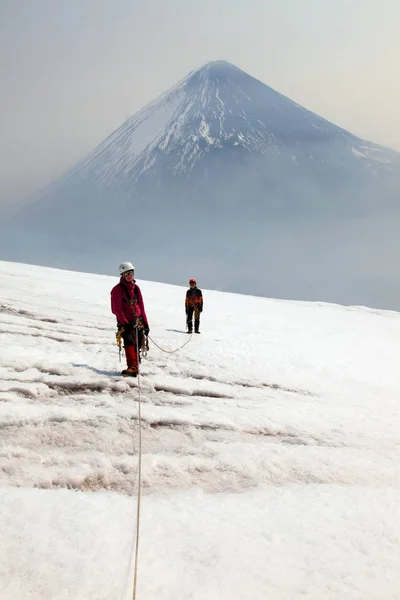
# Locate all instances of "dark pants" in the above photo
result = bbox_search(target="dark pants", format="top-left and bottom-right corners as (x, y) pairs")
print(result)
(123, 329), (143, 346)
(186, 306), (200, 332)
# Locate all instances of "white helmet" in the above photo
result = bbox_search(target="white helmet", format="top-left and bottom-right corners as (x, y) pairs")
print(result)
(119, 261), (135, 276)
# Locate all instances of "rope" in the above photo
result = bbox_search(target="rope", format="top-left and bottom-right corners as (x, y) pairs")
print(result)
(147, 332), (192, 354)
(121, 326), (193, 599)
(131, 325), (142, 600)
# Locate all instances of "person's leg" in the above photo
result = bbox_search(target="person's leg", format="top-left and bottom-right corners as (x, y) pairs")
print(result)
(194, 307), (200, 333)
(122, 332), (138, 376)
(187, 307), (194, 332)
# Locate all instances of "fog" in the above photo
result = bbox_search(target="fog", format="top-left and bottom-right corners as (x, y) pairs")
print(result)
(1, 196), (399, 311)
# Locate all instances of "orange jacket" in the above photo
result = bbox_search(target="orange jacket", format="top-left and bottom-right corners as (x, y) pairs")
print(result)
(185, 287), (203, 312)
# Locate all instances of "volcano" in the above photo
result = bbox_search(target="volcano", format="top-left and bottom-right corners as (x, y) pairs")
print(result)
(1, 60), (399, 309)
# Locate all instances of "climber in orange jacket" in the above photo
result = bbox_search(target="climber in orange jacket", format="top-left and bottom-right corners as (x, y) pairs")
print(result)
(185, 278), (203, 333)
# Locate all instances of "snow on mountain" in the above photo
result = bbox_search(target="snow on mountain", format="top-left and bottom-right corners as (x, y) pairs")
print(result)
(1, 260), (400, 599)
(42, 61), (398, 195)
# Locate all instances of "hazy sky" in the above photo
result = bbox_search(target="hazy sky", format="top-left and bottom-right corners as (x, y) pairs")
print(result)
(1, 0), (400, 207)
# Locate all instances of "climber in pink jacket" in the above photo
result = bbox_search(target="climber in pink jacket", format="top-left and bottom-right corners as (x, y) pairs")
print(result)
(110, 262), (149, 377)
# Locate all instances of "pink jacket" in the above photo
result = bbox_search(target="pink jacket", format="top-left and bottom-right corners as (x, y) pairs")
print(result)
(110, 278), (148, 325)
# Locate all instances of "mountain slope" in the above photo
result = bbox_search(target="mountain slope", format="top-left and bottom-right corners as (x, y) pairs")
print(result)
(31, 60), (400, 214)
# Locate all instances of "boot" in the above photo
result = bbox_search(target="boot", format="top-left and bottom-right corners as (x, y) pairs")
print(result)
(122, 367), (138, 377)
(123, 345), (138, 376)
(194, 319), (200, 334)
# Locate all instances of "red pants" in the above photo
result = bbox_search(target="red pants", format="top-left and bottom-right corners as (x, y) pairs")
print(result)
(124, 345), (138, 371)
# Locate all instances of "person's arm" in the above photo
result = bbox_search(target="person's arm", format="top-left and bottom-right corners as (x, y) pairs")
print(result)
(136, 286), (148, 325)
(111, 285), (127, 324)
(185, 290), (190, 313)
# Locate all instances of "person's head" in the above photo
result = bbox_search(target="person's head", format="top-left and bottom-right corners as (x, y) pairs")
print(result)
(189, 278), (196, 287)
(119, 262), (135, 281)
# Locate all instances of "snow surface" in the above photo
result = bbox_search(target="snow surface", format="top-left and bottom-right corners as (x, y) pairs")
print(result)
(1, 259), (400, 599)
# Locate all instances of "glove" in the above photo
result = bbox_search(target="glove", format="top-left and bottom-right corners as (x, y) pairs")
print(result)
(117, 322), (125, 332)
(143, 324), (150, 336)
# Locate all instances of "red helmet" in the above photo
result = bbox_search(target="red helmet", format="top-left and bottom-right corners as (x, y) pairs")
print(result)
(189, 278), (196, 284)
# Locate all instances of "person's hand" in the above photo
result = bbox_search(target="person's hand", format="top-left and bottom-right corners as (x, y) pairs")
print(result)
(143, 324), (150, 336)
